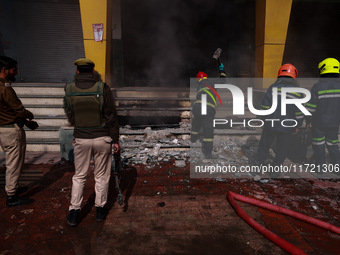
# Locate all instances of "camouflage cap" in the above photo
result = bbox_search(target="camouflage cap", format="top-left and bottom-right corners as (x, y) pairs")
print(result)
(74, 58), (95, 66)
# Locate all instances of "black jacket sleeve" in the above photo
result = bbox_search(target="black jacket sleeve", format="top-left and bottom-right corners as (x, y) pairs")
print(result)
(103, 84), (119, 142)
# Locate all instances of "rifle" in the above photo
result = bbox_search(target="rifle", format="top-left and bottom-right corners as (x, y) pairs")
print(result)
(112, 147), (123, 206)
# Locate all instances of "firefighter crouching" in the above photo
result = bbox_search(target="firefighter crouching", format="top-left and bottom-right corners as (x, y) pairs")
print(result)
(191, 64), (226, 159)
(305, 58), (340, 169)
(257, 64), (303, 173)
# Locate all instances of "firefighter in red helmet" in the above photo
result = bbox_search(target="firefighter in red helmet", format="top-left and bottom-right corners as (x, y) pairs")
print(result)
(196, 71), (208, 82)
(191, 64), (226, 159)
(257, 63), (303, 176)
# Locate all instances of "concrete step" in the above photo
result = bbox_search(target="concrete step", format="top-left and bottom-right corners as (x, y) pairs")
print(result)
(12, 83), (65, 88)
(29, 105), (191, 117)
(116, 97), (190, 108)
(21, 97), (64, 105)
(115, 87), (189, 98)
(34, 115), (68, 126)
(27, 106), (65, 116)
(25, 126), (60, 139)
(26, 139), (60, 152)
(14, 83), (64, 105)
(117, 107), (190, 117)
(14, 87), (65, 96)
(0, 138), (60, 152)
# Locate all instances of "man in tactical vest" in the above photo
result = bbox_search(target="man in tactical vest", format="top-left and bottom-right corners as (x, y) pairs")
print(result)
(305, 58), (340, 172)
(64, 58), (120, 226)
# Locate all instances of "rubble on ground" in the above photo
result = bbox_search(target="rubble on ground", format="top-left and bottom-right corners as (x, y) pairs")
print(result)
(119, 122), (261, 167)
(119, 123), (190, 167)
(119, 123), (336, 180)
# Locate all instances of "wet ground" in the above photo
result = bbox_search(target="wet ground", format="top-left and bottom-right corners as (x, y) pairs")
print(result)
(0, 153), (339, 255)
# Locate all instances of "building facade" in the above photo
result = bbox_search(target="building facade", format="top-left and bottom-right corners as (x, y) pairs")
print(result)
(0, 0), (339, 87)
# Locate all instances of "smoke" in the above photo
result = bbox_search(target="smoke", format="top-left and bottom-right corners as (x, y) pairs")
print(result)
(144, 1), (184, 86)
(123, 0), (255, 86)
(143, 0), (218, 87)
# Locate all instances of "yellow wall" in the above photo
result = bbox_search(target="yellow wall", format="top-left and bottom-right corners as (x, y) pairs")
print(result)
(255, 0), (293, 88)
(79, 0), (112, 84)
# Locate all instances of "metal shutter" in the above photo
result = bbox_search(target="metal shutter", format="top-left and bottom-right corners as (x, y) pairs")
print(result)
(14, 0), (84, 82)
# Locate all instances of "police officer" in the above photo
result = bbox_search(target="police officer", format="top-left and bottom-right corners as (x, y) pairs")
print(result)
(191, 63), (226, 159)
(0, 56), (37, 207)
(64, 58), (120, 226)
(257, 64), (303, 171)
(305, 58), (340, 169)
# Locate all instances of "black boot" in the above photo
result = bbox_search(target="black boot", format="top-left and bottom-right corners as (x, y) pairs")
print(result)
(96, 207), (108, 222)
(6, 195), (34, 207)
(66, 209), (80, 227)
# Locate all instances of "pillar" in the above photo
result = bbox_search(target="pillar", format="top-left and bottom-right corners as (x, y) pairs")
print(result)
(255, 0), (293, 88)
(79, 0), (112, 84)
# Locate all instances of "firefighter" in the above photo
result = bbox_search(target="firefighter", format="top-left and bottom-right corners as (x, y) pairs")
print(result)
(191, 63), (226, 159)
(305, 58), (340, 169)
(257, 64), (303, 171)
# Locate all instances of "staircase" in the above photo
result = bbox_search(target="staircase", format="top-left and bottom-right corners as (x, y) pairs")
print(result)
(0, 84), (191, 152)
(113, 87), (190, 126)
(1, 83), (263, 152)
(12, 83), (67, 152)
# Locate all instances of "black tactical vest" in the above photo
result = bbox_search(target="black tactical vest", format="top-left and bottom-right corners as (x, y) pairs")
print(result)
(65, 81), (105, 129)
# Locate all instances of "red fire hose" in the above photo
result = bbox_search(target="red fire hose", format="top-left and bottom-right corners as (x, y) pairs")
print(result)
(227, 191), (340, 255)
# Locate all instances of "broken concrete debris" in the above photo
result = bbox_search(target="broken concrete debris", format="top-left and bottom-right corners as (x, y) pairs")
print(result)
(151, 143), (161, 156)
(174, 160), (186, 167)
(119, 124), (190, 166)
(119, 123), (261, 167)
(214, 178), (227, 182)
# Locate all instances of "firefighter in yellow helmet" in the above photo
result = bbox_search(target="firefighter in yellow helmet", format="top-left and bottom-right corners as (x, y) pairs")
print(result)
(305, 58), (340, 173)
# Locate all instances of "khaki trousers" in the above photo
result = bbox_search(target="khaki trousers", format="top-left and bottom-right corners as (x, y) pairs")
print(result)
(0, 124), (26, 196)
(69, 136), (112, 210)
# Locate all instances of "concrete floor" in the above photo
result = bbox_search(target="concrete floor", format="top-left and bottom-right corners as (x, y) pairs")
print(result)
(0, 152), (339, 255)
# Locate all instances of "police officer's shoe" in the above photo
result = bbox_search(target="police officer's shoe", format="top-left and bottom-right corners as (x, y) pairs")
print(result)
(96, 207), (108, 222)
(66, 209), (80, 227)
(6, 195), (34, 207)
